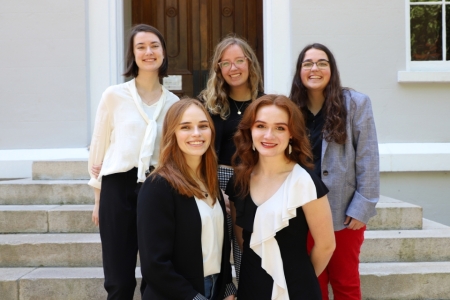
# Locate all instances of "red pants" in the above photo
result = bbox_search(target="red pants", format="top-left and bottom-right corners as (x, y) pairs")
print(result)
(307, 226), (366, 300)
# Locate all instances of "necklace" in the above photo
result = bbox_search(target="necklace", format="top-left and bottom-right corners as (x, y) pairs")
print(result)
(201, 190), (209, 198)
(232, 100), (247, 115)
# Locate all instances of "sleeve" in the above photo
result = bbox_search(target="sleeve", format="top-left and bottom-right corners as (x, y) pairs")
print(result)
(211, 114), (223, 158)
(87, 90), (112, 189)
(346, 93), (380, 224)
(224, 283), (237, 298)
(137, 175), (200, 300)
(224, 175), (236, 202)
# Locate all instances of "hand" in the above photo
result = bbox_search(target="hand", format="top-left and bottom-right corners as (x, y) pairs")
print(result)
(221, 189), (231, 214)
(224, 295), (235, 300)
(92, 188), (100, 226)
(92, 202), (100, 226)
(344, 216), (365, 230)
(91, 163), (102, 179)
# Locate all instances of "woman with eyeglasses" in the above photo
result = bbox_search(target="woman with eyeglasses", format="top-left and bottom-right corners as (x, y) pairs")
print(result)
(289, 43), (379, 300)
(198, 36), (264, 283)
(137, 99), (236, 300)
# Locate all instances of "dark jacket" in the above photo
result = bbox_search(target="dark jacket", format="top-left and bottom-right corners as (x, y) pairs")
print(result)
(137, 174), (234, 300)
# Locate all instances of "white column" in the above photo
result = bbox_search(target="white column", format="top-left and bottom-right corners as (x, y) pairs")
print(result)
(263, 0), (292, 95)
(87, 0), (124, 136)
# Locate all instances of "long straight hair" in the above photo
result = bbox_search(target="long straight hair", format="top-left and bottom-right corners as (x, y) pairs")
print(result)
(232, 95), (313, 198)
(289, 43), (347, 144)
(152, 99), (219, 201)
(199, 35), (264, 120)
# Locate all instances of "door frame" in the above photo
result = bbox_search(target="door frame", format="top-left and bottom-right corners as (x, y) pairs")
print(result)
(87, 0), (293, 135)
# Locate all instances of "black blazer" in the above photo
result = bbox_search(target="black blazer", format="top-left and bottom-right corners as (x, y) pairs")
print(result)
(137, 174), (233, 300)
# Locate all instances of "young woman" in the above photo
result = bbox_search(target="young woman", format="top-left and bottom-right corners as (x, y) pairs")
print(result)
(137, 99), (236, 300)
(88, 24), (178, 299)
(199, 36), (264, 281)
(289, 43), (380, 300)
(227, 95), (335, 299)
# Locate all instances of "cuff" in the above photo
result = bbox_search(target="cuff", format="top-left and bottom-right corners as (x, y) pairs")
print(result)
(346, 190), (378, 224)
(88, 177), (101, 189)
(223, 282), (237, 298)
(193, 293), (208, 300)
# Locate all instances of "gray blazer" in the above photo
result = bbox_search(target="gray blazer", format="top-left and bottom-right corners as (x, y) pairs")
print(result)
(320, 90), (379, 231)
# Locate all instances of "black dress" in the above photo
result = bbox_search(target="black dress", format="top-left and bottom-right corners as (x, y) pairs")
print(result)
(226, 165), (328, 299)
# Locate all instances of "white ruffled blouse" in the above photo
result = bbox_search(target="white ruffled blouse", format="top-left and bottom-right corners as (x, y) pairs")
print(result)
(249, 164), (319, 300)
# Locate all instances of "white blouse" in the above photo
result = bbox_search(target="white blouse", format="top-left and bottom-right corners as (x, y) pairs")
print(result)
(88, 79), (179, 189)
(195, 197), (224, 277)
(250, 164), (319, 299)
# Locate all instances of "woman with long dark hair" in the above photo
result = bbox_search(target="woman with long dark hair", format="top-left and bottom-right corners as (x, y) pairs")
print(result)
(88, 24), (178, 299)
(227, 95), (335, 299)
(137, 99), (236, 300)
(289, 43), (379, 300)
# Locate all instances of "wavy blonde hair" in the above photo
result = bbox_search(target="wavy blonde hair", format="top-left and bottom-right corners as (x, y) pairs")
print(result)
(199, 35), (264, 120)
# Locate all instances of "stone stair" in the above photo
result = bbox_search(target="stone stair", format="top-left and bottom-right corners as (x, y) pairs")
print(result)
(0, 160), (450, 299)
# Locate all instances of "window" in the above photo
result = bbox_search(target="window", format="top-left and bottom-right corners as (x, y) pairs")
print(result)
(407, 0), (450, 71)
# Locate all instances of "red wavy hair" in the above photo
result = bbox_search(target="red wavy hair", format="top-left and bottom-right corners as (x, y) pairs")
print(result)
(232, 94), (314, 198)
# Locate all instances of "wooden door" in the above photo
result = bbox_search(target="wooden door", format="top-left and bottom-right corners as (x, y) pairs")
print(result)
(132, 0), (263, 98)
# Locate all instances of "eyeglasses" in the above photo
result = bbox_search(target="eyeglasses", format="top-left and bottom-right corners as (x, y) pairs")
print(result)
(301, 60), (330, 70)
(218, 57), (247, 69)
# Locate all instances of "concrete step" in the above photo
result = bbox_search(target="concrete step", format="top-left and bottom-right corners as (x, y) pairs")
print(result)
(0, 267), (142, 300)
(0, 233), (102, 267)
(361, 219), (450, 263)
(0, 179), (92, 205)
(1, 263), (449, 300)
(32, 160), (89, 180)
(367, 195), (422, 230)
(0, 198), (421, 234)
(360, 261), (450, 299)
(0, 205), (98, 233)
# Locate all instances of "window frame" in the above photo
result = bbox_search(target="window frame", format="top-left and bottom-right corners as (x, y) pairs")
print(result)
(406, 0), (450, 71)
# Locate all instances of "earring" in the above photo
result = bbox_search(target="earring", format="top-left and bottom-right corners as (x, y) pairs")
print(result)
(289, 144), (292, 154)
(252, 143), (255, 151)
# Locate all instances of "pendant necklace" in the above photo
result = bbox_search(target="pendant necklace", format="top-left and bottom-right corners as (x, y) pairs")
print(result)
(233, 100), (247, 115)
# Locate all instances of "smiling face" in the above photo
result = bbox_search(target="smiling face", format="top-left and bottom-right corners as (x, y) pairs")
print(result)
(219, 44), (250, 90)
(300, 48), (331, 94)
(175, 104), (212, 163)
(133, 31), (164, 74)
(251, 105), (291, 159)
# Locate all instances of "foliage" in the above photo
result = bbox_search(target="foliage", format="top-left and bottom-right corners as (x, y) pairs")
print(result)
(410, 5), (442, 61)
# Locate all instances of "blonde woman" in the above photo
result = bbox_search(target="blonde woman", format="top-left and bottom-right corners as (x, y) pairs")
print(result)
(199, 36), (264, 282)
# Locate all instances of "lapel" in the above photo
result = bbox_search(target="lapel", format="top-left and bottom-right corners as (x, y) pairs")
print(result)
(321, 134), (329, 162)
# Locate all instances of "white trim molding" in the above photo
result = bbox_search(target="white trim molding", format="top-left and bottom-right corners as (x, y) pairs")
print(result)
(398, 71), (450, 82)
(379, 143), (450, 172)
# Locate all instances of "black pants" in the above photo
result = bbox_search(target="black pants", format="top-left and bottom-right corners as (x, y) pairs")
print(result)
(99, 168), (146, 299)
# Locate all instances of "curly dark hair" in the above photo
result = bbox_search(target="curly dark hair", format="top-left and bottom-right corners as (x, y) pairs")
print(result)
(231, 95), (313, 198)
(289, 43), (347, 144)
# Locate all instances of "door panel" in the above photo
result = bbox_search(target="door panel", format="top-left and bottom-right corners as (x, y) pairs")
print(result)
(132, 0), (263, 98)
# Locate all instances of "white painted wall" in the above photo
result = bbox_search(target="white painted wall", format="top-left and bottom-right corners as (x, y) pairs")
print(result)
(0, 0), (88, 149)
(381, 172), (450, 226)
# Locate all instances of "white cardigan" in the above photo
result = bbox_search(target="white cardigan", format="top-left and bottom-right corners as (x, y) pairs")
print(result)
(88, 79), (179, 189)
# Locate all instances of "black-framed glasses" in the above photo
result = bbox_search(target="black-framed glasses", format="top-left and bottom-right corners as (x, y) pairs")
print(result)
(301, 60), (330, 70)
(218, 57), (248, 69)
